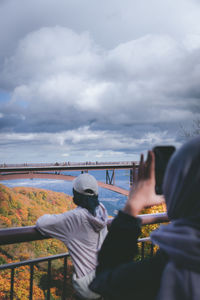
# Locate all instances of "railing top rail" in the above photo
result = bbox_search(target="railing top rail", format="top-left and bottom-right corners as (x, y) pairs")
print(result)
(139, 212), (168, 225)
(0, 212), (168, 246)
(0, 252), (70, 270)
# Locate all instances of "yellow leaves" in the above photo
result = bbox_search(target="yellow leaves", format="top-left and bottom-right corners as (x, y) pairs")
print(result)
(0, 215), (12, 226)
(0, 184), (76, 299)
(50, 287), (61, 299)
(0, 184), (75, 229)
(0, 266), (45, 300)
(0, 269), (13, 298)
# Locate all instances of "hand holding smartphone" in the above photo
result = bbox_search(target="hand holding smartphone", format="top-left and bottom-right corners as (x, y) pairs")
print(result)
(125, 150), (165, 217)
(153, 146), (176, 195)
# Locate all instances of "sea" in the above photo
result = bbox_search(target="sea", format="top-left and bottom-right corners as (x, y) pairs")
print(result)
(0, 169), (131, 216)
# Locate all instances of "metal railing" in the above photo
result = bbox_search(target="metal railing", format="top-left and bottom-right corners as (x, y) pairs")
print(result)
(0, 212), (168, 299)
(0, 253), (69, 300)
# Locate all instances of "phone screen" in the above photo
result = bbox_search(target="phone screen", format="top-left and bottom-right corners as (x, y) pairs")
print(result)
(153, 146), (176, 195)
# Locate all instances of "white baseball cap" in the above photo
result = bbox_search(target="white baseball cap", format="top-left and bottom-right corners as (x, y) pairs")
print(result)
(73, 173), (98, 196)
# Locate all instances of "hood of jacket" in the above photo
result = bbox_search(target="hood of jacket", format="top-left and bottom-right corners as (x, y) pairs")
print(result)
(151, 136), (200, 273)
(151, 220), (200, 272)
(86, 203), (108, 232)
(163, 136), (200, 220)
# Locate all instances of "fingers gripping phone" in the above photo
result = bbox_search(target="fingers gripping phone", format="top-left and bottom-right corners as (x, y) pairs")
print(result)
(153, 146), (176, 195)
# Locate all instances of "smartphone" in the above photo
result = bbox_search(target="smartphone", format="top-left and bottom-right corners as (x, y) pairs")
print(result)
(153, 146), (176, 195)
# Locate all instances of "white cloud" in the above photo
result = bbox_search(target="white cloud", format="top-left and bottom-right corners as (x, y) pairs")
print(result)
(62, 153), (69, 157)
(2, 26), (101, 87)
(0, 0), (200, 163)
(0, 126), (181, 163)
(2, 28), (199, 129)
(1, 0), (200, 55)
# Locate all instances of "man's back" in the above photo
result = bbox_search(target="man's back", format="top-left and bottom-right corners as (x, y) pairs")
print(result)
(36, 203), (108, 278)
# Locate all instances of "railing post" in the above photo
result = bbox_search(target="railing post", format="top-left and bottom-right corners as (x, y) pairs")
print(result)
(150, 244), (154, 257)
(10, 268), (14, 300)
(130, 169), (133, 186)
(141, 242), (145, 260)
(130, 163), (136, 186)
(62, 256), (68, 300)
(29, 263), (34, 300)
(106, 169), (115, 185)
(47, 260), (51, 300)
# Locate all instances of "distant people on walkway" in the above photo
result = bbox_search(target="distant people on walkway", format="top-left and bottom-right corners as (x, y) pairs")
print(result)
(90, 136), (200, 300)
(36, 173), (108, 299)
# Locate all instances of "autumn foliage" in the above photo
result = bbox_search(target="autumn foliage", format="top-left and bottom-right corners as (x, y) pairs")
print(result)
(0, 183), (166, 299)
(0, 184), (76, 299)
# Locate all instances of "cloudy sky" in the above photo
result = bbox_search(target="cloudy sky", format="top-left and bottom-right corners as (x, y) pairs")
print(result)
(0, 0), (200, 163)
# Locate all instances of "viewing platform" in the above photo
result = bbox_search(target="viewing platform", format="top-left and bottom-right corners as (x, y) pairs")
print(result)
(0, 161), (167, 299)
(0, 213), (168, 299)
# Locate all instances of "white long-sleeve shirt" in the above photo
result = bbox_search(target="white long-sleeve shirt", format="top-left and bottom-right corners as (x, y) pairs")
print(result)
(36, 203), (108, 278)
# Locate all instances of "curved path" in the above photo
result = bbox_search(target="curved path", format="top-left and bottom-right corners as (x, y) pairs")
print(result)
(0, 172), (129, 196)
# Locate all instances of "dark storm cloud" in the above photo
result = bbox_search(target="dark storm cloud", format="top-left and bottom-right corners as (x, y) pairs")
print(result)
(0, 0), (200, 162)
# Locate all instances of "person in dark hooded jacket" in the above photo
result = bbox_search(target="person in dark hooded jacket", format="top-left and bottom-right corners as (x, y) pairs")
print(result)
(90, 136), (200, 300)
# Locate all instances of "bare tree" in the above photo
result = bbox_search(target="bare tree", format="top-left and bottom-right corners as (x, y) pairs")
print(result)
(180, 118), (200, 139)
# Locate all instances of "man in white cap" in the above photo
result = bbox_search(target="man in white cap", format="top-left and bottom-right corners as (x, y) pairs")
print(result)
(36, 173), (108, 299)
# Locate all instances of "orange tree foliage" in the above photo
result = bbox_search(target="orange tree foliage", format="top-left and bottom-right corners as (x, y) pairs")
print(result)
(0, 184), (76, 299)
(140, 202), (167, 238)
(0, 265), (44, 299)
(0, 183), (167, 299)
(136, 202), (167, 259)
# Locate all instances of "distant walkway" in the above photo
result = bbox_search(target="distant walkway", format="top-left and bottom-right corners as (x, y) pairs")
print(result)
(0, 161), (135, 168)
(0, 172), (129, 196)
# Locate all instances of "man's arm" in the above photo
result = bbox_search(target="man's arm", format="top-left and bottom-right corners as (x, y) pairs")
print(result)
(36, 212), (71, 243)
